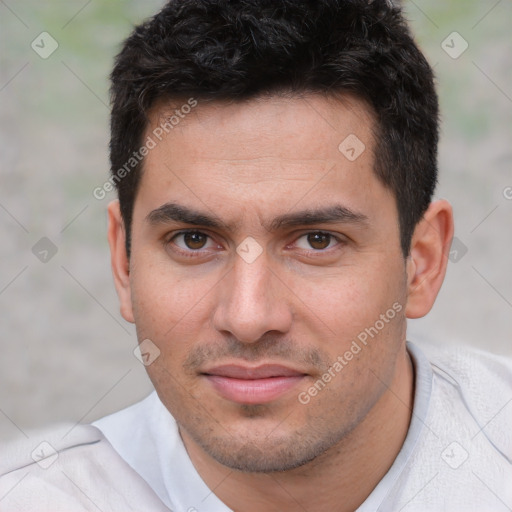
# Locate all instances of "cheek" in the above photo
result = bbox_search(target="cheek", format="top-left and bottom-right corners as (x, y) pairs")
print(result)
(289, 260), (405, 337)
(129, 267), (221, 381)
(129, 262), (212, 405)
(287, 258), (408, 392)
(130, 255), (215, 330)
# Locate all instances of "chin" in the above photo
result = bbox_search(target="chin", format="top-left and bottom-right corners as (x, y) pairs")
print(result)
(186, 420), (346, 473)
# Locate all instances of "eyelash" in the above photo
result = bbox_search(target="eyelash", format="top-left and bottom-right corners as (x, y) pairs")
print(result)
(166, 230), (220, 258)
(166, 230), (344, 257)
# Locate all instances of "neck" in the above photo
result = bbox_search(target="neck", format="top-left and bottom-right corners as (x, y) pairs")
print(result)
(181, 349), (414, 512)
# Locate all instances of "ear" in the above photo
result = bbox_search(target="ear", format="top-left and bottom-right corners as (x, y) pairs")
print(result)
(107, 200), (134, 323)
(405, 199), (454, 319)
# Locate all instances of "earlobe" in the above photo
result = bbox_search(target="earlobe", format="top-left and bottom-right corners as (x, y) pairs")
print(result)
(405, 200), (454, 319)
(107, 200), (135, 323)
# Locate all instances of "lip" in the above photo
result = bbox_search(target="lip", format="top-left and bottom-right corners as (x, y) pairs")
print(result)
(202, 364), (306, 404)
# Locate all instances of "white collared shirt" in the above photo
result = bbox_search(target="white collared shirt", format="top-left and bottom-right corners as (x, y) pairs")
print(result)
(92, 342), (512, 511)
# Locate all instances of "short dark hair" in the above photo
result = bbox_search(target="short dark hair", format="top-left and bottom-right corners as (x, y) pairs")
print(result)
(110, 0), (438, 257)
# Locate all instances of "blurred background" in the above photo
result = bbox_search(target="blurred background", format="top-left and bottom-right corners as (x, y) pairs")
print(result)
(1, 0), (511, 441)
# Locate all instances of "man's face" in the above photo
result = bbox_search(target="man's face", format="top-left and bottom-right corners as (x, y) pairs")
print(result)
(123, 94), (410, 472)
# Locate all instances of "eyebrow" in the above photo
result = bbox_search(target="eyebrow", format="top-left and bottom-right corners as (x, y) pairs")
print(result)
(268, 205), (369, 231)
(146, 203), (233, 230)
(146, 202), (369, 232)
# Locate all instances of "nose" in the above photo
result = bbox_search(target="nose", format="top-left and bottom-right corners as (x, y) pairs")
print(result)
(212, 253), (293, 343)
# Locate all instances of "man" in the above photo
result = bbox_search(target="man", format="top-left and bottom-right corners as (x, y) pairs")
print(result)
(1, 1), (511, 511)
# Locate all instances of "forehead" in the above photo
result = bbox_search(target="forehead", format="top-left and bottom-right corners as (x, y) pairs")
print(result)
(135, 93), (393, 228)
(149, 93), (375, 162)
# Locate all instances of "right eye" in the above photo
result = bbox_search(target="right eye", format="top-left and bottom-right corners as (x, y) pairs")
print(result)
(172, 231), (212, 251)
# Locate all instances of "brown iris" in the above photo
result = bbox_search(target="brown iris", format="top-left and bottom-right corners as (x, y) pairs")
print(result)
(307, 232), (332, 250)
(183, 232), (208, 249)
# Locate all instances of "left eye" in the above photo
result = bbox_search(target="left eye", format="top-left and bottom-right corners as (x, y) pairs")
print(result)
(295, 232), (338, 251)
(172, 231), (215, 250)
